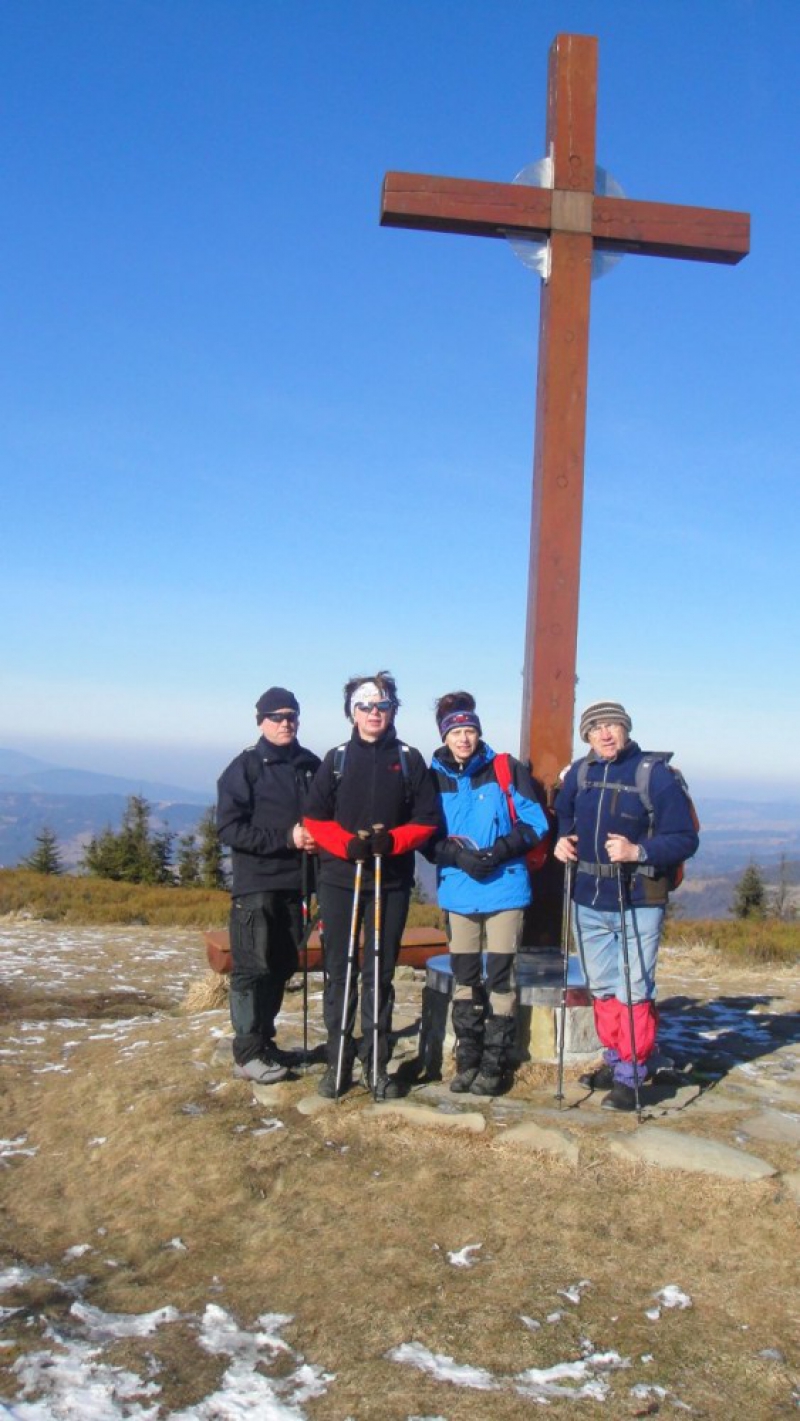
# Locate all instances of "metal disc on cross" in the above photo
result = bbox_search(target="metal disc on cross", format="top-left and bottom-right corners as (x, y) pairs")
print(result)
(508, 159), (625, 280)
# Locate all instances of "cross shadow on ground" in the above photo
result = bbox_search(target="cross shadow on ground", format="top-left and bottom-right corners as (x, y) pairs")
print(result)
(645, 992), (800, 1103)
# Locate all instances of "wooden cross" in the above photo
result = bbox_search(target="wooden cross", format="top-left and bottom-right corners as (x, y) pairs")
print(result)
(381, 33), (749, 802)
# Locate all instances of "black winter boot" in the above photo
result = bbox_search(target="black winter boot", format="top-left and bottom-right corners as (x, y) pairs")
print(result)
(450, 998), (485, 1094)
(470, 1014), (515, 1097)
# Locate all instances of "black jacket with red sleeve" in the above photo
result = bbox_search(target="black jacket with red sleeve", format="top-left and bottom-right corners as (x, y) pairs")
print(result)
(304, 726), (438, 891)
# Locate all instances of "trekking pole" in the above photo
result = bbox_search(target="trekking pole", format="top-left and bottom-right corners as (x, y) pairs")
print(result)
(335, 858), (363, 1100)
(555, 858), (574, 1108)
(372, 827), (383, 1097)
(301, 852), (309, 1073)
(616, 865), (643, 1122)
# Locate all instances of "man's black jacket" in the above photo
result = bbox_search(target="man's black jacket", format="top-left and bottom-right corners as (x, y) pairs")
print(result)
(216, 737), (321, 895)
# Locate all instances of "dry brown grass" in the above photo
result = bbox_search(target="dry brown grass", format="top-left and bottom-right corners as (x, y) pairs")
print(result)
(0, 868), (230, 926)
(1, 923), (799, 1417)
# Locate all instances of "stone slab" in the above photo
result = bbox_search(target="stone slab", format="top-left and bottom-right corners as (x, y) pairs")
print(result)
(608, 1126), (777, 1180)
(295, 1093), (337, 1116)
(496, 1119), (580, 1164)
(363, 1101), (486, 1132)
(737, 1107), (800, 1148)
(682, 1092), (749, 1116)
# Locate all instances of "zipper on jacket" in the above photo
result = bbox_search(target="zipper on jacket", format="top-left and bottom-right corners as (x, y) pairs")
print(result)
(591, 761), (611, 909)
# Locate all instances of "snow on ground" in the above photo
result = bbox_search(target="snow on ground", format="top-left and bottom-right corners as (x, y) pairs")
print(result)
(446, 1243), (482, 1268)
(0, 1269), (333, 1419)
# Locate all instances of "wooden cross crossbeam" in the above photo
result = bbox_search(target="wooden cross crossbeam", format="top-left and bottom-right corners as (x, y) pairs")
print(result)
(380, 33), (749, 814)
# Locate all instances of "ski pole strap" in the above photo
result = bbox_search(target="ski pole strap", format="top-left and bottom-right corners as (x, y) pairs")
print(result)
(577, 859), (658, 880)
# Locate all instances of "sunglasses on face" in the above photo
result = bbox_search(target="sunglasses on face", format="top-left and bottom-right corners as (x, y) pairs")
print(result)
(263, 712), (298, 724)
(354, 699), (393, 715)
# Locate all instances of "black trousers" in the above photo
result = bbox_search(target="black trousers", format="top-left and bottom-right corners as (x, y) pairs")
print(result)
(228, 890), (301, 1065)
(318, 881), (410, 1069)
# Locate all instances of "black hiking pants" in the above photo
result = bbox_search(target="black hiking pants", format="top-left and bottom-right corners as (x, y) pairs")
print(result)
(318, 881), (410, 1070)
(228, 889), (301, 1065)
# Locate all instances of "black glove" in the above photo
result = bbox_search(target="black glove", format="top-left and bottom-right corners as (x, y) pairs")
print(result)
(369, 826), (394, 857)
(487, 835), (515, 868)
(345, 836), (371, 862)
(432, 837), (462, 868)
(458, 848), (497, 881)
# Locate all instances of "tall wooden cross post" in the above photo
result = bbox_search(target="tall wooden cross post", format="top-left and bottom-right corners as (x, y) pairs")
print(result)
(381, 33), (749, 944)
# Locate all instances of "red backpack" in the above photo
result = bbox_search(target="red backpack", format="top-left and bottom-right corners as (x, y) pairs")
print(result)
(492, 753), (551, 875)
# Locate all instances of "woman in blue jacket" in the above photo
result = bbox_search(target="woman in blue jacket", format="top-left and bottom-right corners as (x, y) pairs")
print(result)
(430, 691), (548, 1095)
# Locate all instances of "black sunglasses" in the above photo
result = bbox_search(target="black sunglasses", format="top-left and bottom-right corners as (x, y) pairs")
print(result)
(263, 711), (298, 724)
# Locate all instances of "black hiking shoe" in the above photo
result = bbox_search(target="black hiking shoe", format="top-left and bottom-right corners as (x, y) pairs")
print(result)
(370, 1071), (402, 1101)
(317, 1065), (352, 1099)
(579, 1063), (615, 1091)
(601, 1082), (638, 1112)
(450, 1067), (479, 1094)
(469, 1070), (504, 1098)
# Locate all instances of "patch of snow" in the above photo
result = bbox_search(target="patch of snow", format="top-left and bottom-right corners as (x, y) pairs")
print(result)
(388, 1342), (498, 1391)
(654, 1285), (692, 1310)
(446, 1244), (482, 1269)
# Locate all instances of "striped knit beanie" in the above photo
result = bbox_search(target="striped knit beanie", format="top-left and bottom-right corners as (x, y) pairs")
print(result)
(579, 701), (632, 743)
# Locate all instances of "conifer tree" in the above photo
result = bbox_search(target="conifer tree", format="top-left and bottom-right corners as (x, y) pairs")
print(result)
(21, 826), (63, 875)
(197, 806), (227, 890)
(176, 831), (201, 886)
(733, 861), (766, 919)
(82, 795), (174, 884)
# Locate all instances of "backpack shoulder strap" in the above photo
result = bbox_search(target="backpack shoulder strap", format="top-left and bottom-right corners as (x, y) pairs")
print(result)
(576, 756), (591, 792)
(492, 752), (517, 822)
(243, 744), (264, 789)
(634, 752), (674, 821)
(332, 744), (348, 784)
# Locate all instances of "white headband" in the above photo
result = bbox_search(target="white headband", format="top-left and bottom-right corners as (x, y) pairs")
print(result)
(348, 681), (382, 718)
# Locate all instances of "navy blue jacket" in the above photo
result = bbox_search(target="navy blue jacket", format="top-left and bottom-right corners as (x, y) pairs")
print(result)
(555, 740), (699, 910)
(430, 743), (548, 914)
(217, 738), (321, 896)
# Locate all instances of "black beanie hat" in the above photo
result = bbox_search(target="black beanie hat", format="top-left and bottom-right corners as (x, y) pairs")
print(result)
(256, 686), (300, 721)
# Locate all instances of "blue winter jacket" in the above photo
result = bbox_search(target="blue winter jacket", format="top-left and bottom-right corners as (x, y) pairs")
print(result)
(430, 742), (548, 914)
(555, 740), (699, 911)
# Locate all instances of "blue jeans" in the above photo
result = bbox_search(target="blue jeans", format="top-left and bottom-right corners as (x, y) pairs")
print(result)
(573, 902), (664, 1004)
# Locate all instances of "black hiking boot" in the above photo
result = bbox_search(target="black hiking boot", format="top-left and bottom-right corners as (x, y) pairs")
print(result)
(450, 1066), (479, 1094)
(579, 1063), (615, 1090)
(601, 1082), (638, 1112)
(317, 1064), (352, 1098)
(469, 1013), (515, 1097)
(370, 1071), (402, 1101)
(469, 1069), (503, 1097)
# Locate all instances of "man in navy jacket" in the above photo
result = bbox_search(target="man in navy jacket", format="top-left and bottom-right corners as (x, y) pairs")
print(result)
(555, 700), (699, 1111)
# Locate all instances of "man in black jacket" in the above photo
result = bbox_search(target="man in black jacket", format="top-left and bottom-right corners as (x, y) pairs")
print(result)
(303, 671), (438, 1099)
(217, 686), (320, 1083)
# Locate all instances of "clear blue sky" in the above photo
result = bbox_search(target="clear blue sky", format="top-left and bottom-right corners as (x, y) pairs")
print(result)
(1, 0), (797, 799)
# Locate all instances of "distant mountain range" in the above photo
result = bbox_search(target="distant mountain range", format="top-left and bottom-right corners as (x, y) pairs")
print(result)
(0, 748), (210, 805)
(0, 747), (211, 870)
(2, 747), (800, 916)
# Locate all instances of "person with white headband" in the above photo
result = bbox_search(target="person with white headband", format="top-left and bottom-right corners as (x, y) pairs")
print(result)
(303, 671), (439, 1099)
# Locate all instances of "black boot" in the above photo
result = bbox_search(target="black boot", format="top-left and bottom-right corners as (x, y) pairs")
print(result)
(579, 1062), (615, 1090)
(450, 998), (485, 1094)
(470, 1014), (515, 1097)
